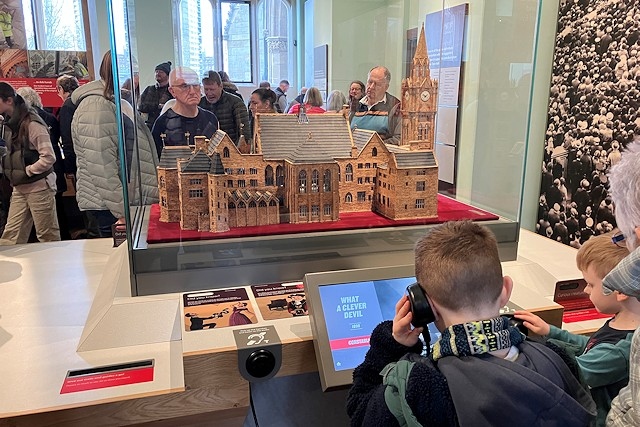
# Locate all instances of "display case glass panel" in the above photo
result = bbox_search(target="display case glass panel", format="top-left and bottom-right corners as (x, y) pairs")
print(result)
(104, 0), (541, 295)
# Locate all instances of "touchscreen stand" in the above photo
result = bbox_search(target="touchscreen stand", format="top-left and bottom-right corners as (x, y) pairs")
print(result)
(305, 265), (440, 391)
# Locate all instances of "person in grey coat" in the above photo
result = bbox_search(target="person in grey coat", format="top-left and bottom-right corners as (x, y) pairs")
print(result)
(71, 51), (158, 237)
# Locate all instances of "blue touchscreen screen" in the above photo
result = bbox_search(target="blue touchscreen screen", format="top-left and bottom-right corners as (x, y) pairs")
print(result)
(318, 277), (441, 371)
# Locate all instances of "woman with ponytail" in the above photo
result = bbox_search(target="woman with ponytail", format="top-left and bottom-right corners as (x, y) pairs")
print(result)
(0, 81), (60, 243)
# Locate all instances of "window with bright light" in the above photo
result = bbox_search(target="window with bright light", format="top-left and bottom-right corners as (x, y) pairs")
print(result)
(175, 0), (292, 85)
(177, 0), (215, 79)
(221, 1), (251, 82)
(22, 0), (86, 50)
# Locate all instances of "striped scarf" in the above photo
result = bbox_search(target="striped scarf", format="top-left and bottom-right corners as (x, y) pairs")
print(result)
(432, 317), (525, 361)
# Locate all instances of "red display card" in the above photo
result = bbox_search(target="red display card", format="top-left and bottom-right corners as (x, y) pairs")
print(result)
(60, 361), (154, 394)
(562, 309), (613, 324)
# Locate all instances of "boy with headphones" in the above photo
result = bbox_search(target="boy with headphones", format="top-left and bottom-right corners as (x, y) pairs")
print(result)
(347, 220), (596, 427)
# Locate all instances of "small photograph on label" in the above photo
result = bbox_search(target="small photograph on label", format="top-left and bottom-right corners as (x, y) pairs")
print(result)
(251, 281), (308, 321)
(183, 287), (257, 331)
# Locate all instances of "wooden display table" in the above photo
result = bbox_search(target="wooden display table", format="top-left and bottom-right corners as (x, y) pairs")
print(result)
(0, 234), (586, 426)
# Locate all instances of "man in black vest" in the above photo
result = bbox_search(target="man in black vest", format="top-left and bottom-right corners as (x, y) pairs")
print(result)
(198, 71), (250, 146)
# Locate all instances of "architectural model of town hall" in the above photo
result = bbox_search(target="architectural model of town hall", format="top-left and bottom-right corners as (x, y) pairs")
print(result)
(157, 27), (439, 233)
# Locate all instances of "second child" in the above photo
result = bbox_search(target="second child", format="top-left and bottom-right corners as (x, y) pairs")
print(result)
(515, 232), (639, 427)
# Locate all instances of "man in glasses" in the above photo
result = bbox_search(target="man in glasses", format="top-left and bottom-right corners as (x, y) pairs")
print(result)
(151, 66), (219, 158)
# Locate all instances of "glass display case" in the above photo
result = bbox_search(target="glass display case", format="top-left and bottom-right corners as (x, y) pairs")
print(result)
(105, 0), (542, 296)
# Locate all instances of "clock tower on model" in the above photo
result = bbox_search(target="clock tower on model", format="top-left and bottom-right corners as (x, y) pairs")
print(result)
(400, 25), (438, 150)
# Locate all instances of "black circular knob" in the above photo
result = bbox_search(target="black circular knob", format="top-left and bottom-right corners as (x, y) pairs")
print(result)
(246, 349), (276, 378)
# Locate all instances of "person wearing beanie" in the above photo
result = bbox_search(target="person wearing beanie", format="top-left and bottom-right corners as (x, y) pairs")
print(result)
(139, 60), (174, 130)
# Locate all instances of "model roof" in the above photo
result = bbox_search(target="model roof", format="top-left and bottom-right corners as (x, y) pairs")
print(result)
(394, 151), (437, 168)
(210, 152), (225, 175)
(181, 150), (213, 173)
(257, 113), (353, 162)
(227, 189), (278, 203)
(158, 146), (193, 168)
(352, 129), (376, 152)
(207, 131), (227, 154)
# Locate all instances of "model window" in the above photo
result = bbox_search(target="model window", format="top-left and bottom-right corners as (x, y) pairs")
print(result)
(161, 196), (167, 207)
(357, 191), (366, 202)
(269, 199), (277, 206)
(417, 170), (427, 175)
(365, 163), (370, 169)
(323, 204), (332, 215)
(365, 177), (370, 183)
(229, 202), (236, 208)
(238, 201), (246, 208)
(238, 180), (246, 187)
(311, 205), (319, 217)
(189, 189), (204, 198)
(382, 195), (386, 205)
(323, 169), (331, 191)
(225, 167), (233, 174)
(358, 177), (363, 184)
(249, 168), (257, 174)
(299, 205), (308, 217)
(259, 200), (267, 207)
(190, 178), (202, 185)
(265, 165), (274, 185)
(223, 147), (230, 158)
(415, 199), (425, 208)
(299, 170), (307, 193)
(276, 165), (285, 186)
(373, 163), (377, 168)
(372, 147), (377, 157)
(416, 181), (426, 191)
(249, 201), (256, 207)
(418, 124), (428, 140)
(159, 176), (165, 188)
(311, 170), (319, 192)
(250, 179), (258, 187)
(237, 168), (245, 174)
(227, 180), (234, 187)
(345, 164), (353, 181)
(345, 193), (352, 203)
(358, 163), (363, 169)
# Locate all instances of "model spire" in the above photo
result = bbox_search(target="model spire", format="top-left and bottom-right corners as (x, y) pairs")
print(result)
(415, 25), (428, 62)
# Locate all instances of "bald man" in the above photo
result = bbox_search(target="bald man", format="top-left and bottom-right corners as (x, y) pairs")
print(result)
(151, 66), (219, 157)
(350, 66), (401, 145)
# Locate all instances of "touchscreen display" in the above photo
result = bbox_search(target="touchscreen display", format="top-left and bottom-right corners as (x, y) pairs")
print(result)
(318, 277), (441, 371)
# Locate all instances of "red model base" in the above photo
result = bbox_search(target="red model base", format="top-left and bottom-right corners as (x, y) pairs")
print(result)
(146, 194), (500, 244)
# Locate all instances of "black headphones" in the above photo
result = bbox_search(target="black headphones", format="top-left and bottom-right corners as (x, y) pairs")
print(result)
(406, 282), (436, 328)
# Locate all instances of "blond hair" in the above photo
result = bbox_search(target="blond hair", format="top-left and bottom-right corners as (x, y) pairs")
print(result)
(414, 220), (503, 311)
(576, 232), (629, 278)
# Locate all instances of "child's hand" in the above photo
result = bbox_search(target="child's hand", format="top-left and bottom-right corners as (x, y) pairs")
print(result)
(513, 310), (550, 336)
(392, 295), (423, 347)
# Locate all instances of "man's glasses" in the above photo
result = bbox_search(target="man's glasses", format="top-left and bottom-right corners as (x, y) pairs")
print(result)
(172, 83), (201, 92)
(612, 231), (626, 248)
